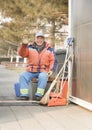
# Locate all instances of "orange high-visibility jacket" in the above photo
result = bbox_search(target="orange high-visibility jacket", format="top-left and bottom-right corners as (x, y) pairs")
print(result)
(18, 42), (57, 72)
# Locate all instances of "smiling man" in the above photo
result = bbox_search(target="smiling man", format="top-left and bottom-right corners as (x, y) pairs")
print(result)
(18, 31), (57, 101)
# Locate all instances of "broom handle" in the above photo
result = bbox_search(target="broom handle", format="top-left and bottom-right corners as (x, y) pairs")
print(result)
(55, 54), (71, 81)
(60, 48), (68, 89)
(59, 46), (70, 93)
(44, 44), (71, 95)
(49, 38), (74, 95)
(46, 54), (71, 94)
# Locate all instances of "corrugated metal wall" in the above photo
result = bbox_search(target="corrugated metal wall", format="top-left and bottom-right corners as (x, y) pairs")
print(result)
(71, 0), (92, 103)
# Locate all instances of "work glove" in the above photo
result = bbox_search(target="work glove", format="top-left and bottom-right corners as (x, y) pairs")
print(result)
(47, 70), (53, 77)
(22, 35), (29, 44)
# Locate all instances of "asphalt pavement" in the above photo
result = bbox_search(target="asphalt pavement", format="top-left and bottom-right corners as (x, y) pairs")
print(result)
(0, 65), (19, 100)
(0, 65), (92, 130)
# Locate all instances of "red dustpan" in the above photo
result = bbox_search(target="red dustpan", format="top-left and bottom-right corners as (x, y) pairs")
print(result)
(48, 92), (67, 107)
(47, 81), (68, 107)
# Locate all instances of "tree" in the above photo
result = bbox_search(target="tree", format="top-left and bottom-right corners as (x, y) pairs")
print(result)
(0, 0), (68, 55)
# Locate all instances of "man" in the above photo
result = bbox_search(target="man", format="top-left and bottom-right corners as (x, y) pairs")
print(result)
(18, 31), (57, 100)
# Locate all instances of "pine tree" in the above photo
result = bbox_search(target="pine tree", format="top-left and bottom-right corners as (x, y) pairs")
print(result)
(0, 0), (68, 55)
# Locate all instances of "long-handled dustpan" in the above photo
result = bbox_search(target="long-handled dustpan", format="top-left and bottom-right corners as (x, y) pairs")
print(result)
(47, 38), (74, 107)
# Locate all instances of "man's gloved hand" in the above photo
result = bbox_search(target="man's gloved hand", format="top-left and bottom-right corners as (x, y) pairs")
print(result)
(22, 38), (29, 44)
(47, 70), (53, 77)
(22, 35), (29, 44)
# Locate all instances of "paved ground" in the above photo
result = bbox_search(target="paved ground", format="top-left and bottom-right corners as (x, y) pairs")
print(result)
(0, 65), (92, 130)
(0, 65), (19, 100)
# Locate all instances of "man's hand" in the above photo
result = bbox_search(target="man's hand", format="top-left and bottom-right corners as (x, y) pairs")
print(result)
(22, 35), (29, 44)
(22, 38), (29, 44)
(47, 70), (53, 77)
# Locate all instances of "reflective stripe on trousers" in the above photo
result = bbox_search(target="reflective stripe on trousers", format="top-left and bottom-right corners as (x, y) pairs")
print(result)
(36, 87), (45, 96)
(20, 88), (29, 96)
(19, 71), (48, 97)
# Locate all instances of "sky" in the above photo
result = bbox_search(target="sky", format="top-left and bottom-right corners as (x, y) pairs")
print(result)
(0, 13), (12, 24)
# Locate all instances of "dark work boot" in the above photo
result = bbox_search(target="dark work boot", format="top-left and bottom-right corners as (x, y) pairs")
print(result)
(35, 96), (42, 101)
(20, 96), (29, 100)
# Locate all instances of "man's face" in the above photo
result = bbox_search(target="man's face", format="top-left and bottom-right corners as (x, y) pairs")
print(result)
(35, 36), (44, 46)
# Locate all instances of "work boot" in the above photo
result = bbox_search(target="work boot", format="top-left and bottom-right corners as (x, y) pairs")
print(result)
(34, 96), (42, 101)
(20, 96), (29, 100)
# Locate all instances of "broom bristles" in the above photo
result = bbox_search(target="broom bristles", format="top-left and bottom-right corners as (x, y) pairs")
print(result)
(39, 80), (57, 105)
(39, 92), (50, 105)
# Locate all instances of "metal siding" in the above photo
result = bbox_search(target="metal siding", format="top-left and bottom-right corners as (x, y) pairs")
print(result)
(71, 0), (92, 103)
